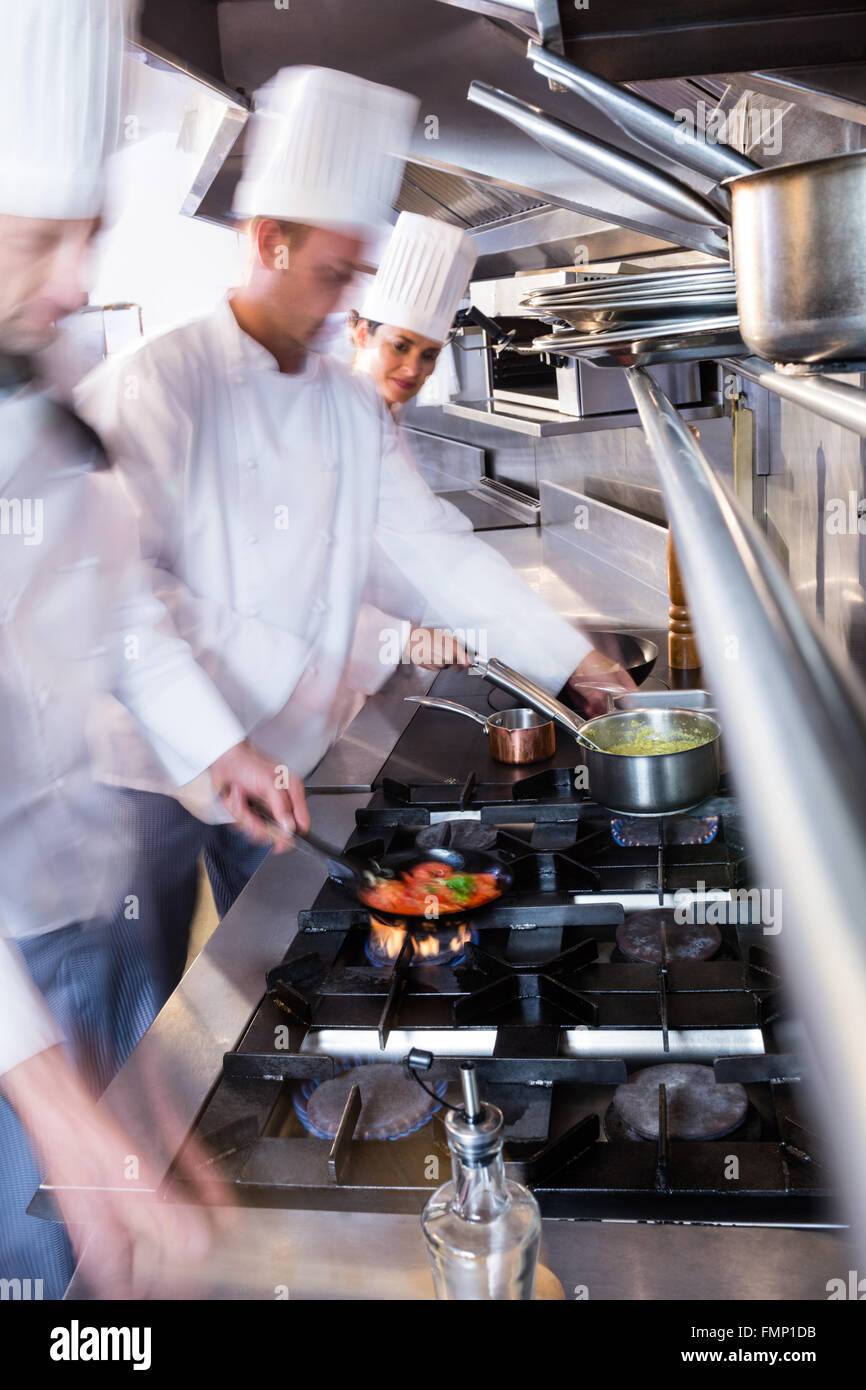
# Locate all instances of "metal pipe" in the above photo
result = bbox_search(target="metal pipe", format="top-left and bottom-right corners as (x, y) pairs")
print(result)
(722, 355), (866, 439)
(526, 41), (755, 185)
(626, 364), (866, 1263)
(466, 81), (730, 259)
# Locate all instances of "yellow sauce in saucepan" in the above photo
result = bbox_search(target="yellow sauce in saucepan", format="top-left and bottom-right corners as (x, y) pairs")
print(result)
(602, 725), (715, 756)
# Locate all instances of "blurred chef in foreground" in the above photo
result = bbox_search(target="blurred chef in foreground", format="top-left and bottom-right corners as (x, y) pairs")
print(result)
(0, 0), (310, 1299)
(77, 63), (632, 1011)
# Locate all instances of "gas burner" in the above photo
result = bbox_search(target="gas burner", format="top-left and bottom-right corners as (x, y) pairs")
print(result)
(365, 914), (475, 966)
(415, 821), (498, 851)
(605, 1063), (750, 1141)
(611, 816), (719, 847)
(454, 938), (599, 1025)
(294, 1063), (446, 1140)
(615, 910), (722, 964)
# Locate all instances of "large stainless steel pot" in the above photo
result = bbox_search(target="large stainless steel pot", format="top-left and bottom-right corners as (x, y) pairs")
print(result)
(724, 154), (866, 363)
(475, 657), (721, 815)
(474, 49), (866, 365)
(566, 707), (722, 816)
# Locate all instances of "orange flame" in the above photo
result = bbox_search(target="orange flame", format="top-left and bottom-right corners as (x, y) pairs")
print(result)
(368, 914), (471, 961)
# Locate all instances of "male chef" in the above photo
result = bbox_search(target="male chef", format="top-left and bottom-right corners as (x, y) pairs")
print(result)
(78, 64), (632, 1005)
(0, 0), (310, 1298)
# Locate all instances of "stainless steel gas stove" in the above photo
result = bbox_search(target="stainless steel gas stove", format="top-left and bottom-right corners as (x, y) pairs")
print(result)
(168, 705), (834, 1233)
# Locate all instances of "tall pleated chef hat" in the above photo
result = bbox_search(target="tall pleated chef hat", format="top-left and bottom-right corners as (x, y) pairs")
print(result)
(232, 66), (419, 236)
(0, 0), (131, 219)
(361, 212), (478, 344)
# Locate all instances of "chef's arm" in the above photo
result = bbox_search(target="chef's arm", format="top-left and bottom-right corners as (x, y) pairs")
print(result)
(0, 1030), (227, 1298)
(99, 481), (306, 842)
(373, 427), (593, 691)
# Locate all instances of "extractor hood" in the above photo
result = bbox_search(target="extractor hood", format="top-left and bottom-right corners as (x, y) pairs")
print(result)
(433, 0), (866, 81)
(138, 1), (866, 275)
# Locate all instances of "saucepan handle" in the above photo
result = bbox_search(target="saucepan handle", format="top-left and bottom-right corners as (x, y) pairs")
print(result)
(404, 695), (490, 729)
(471, 657), (588, 738)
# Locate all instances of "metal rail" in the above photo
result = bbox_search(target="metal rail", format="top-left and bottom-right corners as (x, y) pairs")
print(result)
(722, 356), (866, 438)
(626, 364), (866, 1265)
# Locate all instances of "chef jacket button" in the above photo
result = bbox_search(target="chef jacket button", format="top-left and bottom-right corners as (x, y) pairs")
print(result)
(247, 535), (259, 546)
(318, 530), (334, 546)
(245, 458), (257, 471)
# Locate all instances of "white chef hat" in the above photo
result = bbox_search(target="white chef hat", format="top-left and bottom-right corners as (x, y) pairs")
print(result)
(0, 0), (130, 220)
(233, 66), (419, 237)
(360, 212), (478, 344)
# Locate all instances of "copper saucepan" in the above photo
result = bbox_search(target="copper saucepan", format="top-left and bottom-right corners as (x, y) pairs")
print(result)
(404, 695), (555, 765)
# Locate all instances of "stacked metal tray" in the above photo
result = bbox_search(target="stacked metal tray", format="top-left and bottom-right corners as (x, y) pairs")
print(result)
(521, 265), (746, 366)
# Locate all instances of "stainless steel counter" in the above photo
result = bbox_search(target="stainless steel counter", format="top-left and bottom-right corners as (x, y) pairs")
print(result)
(64, 532), (855, 1300)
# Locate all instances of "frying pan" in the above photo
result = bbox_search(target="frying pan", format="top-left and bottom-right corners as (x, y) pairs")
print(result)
(568, 628), (659, 688)
(520, 43), (866, 365)
(289, 826), (515, 927)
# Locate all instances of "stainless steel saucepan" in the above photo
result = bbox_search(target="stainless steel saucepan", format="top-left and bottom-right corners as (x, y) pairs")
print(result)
(520, 43), (866, 365)
(474, 657), (721, 815)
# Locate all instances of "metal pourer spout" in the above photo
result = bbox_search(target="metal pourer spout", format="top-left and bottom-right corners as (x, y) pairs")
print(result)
(446, 1060), (503, 1163)
(460, 1061), (481, 1122)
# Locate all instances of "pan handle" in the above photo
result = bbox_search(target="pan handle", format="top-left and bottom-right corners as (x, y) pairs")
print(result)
(472, 656), (588, 737)
(248, 807), (379, 882)
(403, 695), (490, 728)
(526, 41), (757, 186)
(467, 81), (730, 256)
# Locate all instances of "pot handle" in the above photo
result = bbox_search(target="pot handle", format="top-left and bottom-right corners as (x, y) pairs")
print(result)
(403, 695), (490, 729)
(471, 657), (588, 737)
(526, 42), (757, 186)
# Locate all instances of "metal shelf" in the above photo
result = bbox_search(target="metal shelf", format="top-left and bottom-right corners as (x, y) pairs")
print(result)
(443, 397), (723, 436)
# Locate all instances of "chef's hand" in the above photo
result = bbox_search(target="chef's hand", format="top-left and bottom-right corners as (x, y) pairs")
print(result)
(406, 626), (472, 669)
(567, 649), (637, 718)
(0, 1047), (233, 1300)
(209, 740), (310, 851)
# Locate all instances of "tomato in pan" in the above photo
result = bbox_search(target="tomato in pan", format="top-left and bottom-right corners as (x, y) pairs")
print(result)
(358, 860), (502, 916)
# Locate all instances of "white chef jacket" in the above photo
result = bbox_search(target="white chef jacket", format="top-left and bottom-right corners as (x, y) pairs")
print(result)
(77, 294), (591, 813)
(0, 385), (246, 1074)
